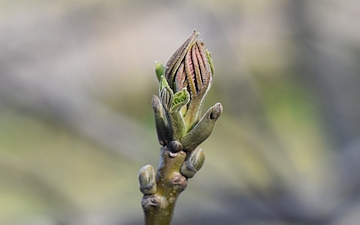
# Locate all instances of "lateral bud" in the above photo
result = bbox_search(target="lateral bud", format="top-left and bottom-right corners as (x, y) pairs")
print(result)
(180, 103), (223, 151)
(152, 95), (170, 145)
(167, 141), (183, 153)
(155, 61), (165, 81)
(160, 86), (173, 110)
(180, 147), (205, 178)
(138, 165), (157, 195)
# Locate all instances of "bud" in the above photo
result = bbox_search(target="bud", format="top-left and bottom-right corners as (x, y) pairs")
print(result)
(180, 147), (205, 178)
(138, 165), (157, 195)
(151, 95), (170, 146)
(154, 61), (165, 81)
(160, 85), (173, 111)
(180, 103), (223, 151)
(152, 30), (221, 147)
(164, 30), (214, 130)
(167, 140), (183, 153)
(158, 75), (189, 141)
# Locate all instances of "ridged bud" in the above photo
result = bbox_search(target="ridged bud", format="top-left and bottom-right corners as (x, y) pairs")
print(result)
(180, 147), (205, 178)
(138, 165), (157, 195)
(160, 86), (173, 110)
(164, 30), (214, 130)
(152, 30), (222, 152)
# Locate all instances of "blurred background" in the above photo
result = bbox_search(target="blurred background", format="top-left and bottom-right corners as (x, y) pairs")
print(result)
(1, 0), (360, 224)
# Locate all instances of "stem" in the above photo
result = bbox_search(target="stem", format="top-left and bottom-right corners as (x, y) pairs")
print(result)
(142, 146), (188, 225)
(141, 31), (222, 225)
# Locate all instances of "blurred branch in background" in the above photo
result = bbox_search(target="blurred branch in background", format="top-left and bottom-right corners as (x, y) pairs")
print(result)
(290, 0), (360, 149)
(0, 0), (359, 224)
(288, 1), (360, 224)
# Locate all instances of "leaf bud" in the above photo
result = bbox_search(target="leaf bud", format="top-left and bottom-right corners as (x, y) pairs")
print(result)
(167, 140), (183, 153)
(154, 61), (165, 81)
(138, 164), (157, 195)
(180, 147), (205, 178)
(180, 103), (223, 151)
(164, 30), (214, 129)
(151, 95), (170, 145)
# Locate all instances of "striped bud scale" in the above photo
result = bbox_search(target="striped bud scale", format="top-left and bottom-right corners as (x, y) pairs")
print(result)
(164, 30), (214, 129)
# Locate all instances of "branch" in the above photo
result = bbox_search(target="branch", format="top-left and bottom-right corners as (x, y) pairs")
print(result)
(138, 30), (223, 225)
